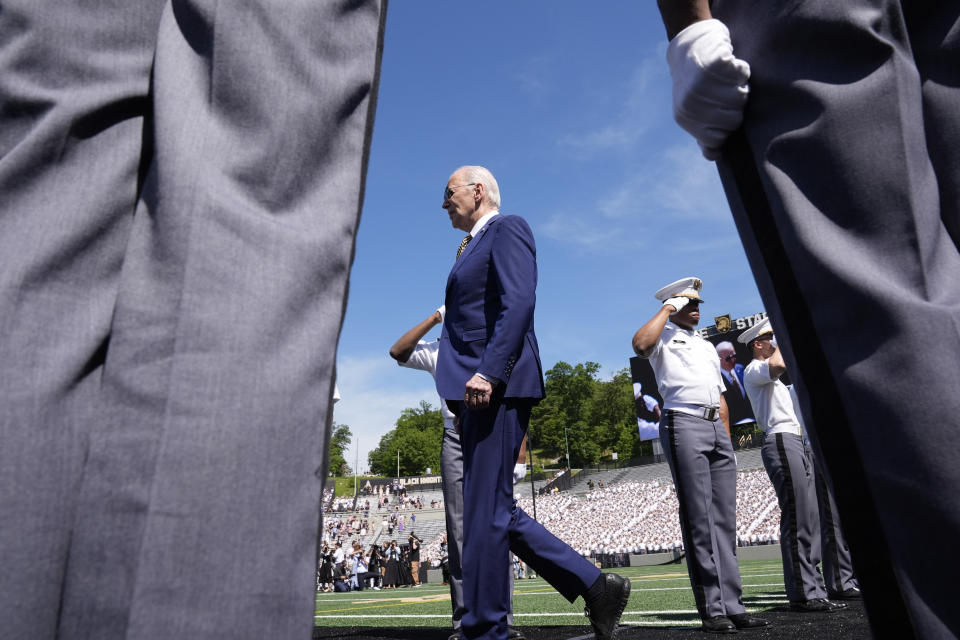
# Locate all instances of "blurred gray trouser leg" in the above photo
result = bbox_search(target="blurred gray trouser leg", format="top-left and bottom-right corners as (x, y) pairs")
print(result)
(814, 466), (858, 594)
(0, 1), (386, 638)
(713, 1), (960, 637)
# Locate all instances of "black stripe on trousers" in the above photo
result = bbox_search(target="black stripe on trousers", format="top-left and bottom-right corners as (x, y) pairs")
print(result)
(666, 411), (707, 617)
(717, 131), (912, 637)
(815, 468), (844, 593)
(776, 434), (804, 600)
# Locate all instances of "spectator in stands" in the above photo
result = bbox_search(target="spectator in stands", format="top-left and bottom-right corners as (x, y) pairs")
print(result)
(409, 534), (422, 587)
(366, 544), (383, 590)
(318, 544), (333, 593)
(383, 540), (401, 589)
(332, 561), (350, 593)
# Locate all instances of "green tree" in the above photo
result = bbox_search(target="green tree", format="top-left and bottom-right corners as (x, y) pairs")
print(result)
(328, 422), (352, 477)
(367, 401), (444, 477)
(530, 361), (600, 467)
(587, 368), (642, 459)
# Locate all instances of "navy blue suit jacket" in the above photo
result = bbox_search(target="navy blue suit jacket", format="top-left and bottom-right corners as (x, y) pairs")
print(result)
(436, 214), (545, 401)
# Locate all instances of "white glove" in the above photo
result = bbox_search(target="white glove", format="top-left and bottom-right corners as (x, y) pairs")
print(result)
(513, 463), (526, 484)
(663, 296), (689, 313)
(666, 18), (750, 160)
(435, 304), (446, 324)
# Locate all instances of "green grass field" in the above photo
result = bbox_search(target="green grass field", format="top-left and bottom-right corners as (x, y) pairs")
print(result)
(315, 559), (787, 630)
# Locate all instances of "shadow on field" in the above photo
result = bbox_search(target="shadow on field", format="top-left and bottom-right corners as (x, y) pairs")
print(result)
(314, 600), (871, 640)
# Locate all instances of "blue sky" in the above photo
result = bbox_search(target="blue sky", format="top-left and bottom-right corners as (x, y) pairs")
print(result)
(334, 2), (763, 473)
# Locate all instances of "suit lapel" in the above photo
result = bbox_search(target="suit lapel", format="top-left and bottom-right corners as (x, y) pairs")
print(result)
(446, 215), (501, 291)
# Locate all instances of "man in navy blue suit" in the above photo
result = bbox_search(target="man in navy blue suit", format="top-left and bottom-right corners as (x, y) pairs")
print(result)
(716, 341), (753, 427)
(435, 166), (630, 640)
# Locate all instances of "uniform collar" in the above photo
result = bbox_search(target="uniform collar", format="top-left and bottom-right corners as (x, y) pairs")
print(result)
(666, 320), (695, 335)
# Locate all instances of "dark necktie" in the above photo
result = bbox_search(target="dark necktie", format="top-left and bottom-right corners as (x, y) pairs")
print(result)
(730, 373), (744, 397)
(456, 234), (472, 259)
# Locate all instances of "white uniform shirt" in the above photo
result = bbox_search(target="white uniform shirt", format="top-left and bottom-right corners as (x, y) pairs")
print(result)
(743, 358), (803, 437)
(643, 321), (724, 413)
(398, 340), (455, 429)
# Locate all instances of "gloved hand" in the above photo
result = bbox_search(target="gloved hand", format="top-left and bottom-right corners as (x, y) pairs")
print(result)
(435, 304), (446, 324)
(666, 18), (750, 160)
(513, 463), (526, 484)
(663, 296), (690, 313)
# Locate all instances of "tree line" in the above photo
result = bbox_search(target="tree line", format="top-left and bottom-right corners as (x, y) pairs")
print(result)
(361, 361), (650, 477)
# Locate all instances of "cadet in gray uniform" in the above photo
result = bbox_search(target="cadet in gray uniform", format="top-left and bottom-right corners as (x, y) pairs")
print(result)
(389, 307), (526, 640)
(632, 277), (768, 634)
(739, 318), (847, 612)
(784, 385), (860, 602)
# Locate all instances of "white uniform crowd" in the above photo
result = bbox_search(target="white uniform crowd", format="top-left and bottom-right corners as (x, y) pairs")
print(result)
(510, 472), (781, 557)
(408, 470), (782, 567)
(318, 469), (783, 570)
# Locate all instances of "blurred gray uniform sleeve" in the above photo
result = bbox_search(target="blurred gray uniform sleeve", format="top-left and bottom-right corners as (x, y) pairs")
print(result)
(0, 1), (387, 638)
(711, 1), (960, 637)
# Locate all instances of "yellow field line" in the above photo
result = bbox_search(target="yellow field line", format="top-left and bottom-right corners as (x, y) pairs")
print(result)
(316, 594), (452, 614)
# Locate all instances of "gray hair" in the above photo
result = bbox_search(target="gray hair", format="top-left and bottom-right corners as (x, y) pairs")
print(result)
(715, 341), (735, 355)
(455, 165), (501, 209)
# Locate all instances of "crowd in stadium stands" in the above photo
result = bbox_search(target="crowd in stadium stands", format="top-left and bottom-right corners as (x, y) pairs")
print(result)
(317, 468), (783, 589)
(318, 536), (427, 593)
(376, 494), (427, 511)
(421, 470), (779, 566)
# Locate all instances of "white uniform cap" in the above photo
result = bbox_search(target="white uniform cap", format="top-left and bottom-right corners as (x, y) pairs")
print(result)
(654, 277), (704, 303)
(737, 317), (773, 344)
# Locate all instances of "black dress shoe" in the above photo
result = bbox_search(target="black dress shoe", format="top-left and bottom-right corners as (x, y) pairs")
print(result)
(700, 616), (737, 634)
(583, 572), (631, 640)
(828, 587), (862, 600)
(507, 627), (527, 640)
(728, 613), (770, 629)
(790, 598), (848, 613)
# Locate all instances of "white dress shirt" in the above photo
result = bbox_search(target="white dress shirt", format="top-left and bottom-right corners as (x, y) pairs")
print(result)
(743, 358), (803, 437)
(398, 340), (455, 429)
(468, 210), (499, 238)
(643, 321), (724, 415)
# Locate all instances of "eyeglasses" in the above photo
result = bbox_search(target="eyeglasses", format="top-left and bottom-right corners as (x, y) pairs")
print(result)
(443, 182), (476, 201)
(723, 355), (737, 362)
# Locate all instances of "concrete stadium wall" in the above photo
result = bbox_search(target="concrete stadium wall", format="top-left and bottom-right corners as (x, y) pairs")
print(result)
(629, 543), (781, 567)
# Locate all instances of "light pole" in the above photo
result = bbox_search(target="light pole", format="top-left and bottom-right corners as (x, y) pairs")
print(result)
(397, 449), (400, 480)
(564, 424), (571, 470)
(528, 440), (538, 522)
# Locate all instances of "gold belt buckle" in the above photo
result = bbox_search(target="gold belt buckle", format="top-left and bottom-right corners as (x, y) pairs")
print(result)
(703, 407), (718, 421)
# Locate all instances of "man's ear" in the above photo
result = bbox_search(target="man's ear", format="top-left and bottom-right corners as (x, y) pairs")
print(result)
(474, 182), (485, 204)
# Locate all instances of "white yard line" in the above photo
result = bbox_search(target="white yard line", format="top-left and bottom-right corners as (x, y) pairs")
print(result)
(315, 606), (782, 620)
